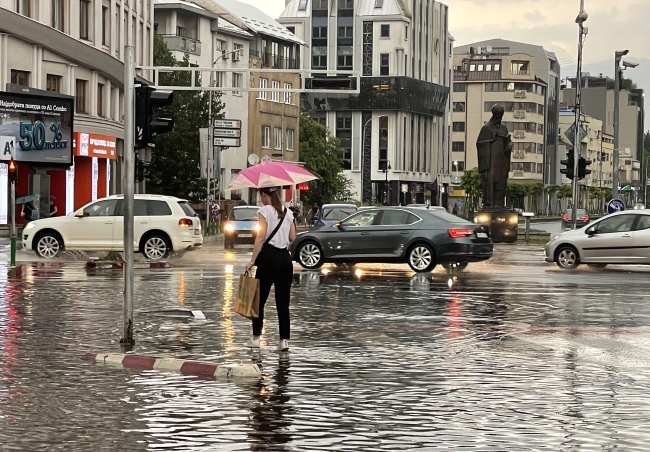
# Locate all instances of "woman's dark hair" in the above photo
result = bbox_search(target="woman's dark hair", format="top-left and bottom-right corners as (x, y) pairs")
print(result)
(259, 187), (283, 217)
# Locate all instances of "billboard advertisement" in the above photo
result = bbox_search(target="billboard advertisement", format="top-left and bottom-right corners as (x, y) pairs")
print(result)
(0, 91), (73, 165)
(73, 132), (117, 159)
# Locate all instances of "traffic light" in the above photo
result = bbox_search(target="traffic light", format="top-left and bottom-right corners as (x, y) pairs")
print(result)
(135, 156), (151, 183)
(8, 158), (17, 184)
(135, 83), (174, 150)
(578, 156), (592, 180)
(560, 151), (575, 180)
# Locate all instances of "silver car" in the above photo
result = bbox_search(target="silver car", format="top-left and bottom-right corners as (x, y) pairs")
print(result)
(545, 210), (650, 269)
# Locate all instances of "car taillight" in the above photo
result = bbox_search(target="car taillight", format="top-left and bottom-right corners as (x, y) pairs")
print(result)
(562, 215), (570, 221)
(179, 218), (193, 227)
(448, 229), (475, 238)
(582, 215), (589, 221)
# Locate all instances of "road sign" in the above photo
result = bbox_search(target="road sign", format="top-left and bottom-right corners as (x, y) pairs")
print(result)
(564, 123), (588, 145)
(213, 128), (241, 138)
(607, 198), (626, 214)
(213, 119), (241, 129)
(213, 137), (241, 147)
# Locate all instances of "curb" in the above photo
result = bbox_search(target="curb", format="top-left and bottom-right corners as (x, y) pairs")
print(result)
(86, 353), (262, 378)
(85, 260), (171, 270)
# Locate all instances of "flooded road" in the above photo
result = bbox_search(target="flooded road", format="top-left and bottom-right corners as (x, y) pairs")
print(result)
(1, 244), (650, 450)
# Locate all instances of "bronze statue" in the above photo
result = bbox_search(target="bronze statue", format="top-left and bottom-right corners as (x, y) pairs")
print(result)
(476, 104), (513, 208)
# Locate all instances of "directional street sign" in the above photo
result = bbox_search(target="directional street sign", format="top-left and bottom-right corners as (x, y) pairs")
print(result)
(213, 119), (241, 129)
(213, 137), (241, 147)
(607, 198), (626, 214)
(213, 128), (241, 138)
(564, 123), (588, 145)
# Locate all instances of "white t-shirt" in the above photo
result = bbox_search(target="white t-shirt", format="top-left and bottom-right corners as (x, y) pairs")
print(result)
(259, 205), (294, 249)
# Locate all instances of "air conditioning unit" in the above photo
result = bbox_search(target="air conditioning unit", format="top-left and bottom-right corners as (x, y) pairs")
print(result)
(513, 110), (526, 119)
(222, 49), (229, 59)
(513, 130), (526, 139)
(514, 90), (526, 98)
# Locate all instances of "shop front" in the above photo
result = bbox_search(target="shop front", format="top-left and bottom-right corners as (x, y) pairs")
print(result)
(71, 132), (116, 212)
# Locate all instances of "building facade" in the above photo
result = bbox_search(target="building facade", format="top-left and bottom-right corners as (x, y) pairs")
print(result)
(154, 0), (302, 203)
(0, 0), (154, 228)
(278, 0), (451, 206)
(452, 39), (561, 192)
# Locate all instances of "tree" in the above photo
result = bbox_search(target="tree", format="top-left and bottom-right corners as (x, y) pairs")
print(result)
(546, 185), (560, 215)
(606, 77), (638, 91)
(459, 167), (482, 220)
(146, 34), (225, 203)
(299, 112), (354, 206)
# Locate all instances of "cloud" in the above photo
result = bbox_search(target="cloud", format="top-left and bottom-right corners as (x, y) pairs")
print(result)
(524, 10), (546, 23)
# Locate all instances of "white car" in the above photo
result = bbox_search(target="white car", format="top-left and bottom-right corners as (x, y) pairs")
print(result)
(545, 210), (650, 269)
(23, 194), (203, 260)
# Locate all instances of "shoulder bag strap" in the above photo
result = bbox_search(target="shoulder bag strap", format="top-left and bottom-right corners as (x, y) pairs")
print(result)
(263, 207), (287, 246)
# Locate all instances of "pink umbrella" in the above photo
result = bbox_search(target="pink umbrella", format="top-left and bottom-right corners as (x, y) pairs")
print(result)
(226, 160), (317, 190)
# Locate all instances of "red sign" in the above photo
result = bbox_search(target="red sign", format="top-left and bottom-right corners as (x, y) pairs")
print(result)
(297, 183), (309, 191)
(73, 132), (117, 159)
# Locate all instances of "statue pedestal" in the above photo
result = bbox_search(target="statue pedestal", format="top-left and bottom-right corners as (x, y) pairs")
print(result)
(476, 207), (518, 243)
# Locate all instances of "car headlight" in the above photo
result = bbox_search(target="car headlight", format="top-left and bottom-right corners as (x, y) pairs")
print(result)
(24, 223), (35, 231)
(224, 223), (234, 232)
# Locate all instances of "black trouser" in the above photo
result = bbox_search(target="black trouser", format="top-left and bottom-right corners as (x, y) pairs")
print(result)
(253, 244), (293, 339)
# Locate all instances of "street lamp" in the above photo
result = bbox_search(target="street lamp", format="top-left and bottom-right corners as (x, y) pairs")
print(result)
(362, 115), (388, 204)
(382, 160), (392, 205)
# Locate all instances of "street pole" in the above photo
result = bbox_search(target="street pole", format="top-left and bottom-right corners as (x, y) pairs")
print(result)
(121, 44), (135, 346)
(571, 0), (587, 230)
(10, 180), (15, 267)
(207, 41), (214, 231)
(612, 50), (628, 200)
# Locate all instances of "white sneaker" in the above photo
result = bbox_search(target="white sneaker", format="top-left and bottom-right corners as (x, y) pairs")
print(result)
(246, 335), (260, 348)
(277, 339), (289, 352)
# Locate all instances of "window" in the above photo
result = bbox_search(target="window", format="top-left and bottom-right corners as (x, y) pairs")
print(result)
(375, 0), (384, 7)
(83, 199), (117, 217)
(380, 24), (390, 37)
(297, 0), (307, 11)
(284, 83), (292, 104)
(52, 0), (64, 31)
(453, 102), (465, 112)
(338, 0), (353, 9)
(336, 112), (352, 170)
(46, 74), (61, 93)
(338, 26), (353, 38)
(452, 122), (465, 132)
(469, 64), (476, 71)
(15, 0), (30, 16)
(101, 6), (109, 45)
(312, 0), (328, 10)
(233, 43), (243, 61)
(97, 84), (104, 117)
(405, 25), (408, 39)
(380, 53), (389, 76)
(511, 61), (529, 75)
(452, 142), (465, 152)
(312, 47), (327, 69)
(176, 26), (185, 37)
(286, 129), (295, 151)
(593, 215), (636, 234)
(477, 64), (484, 71)
(80, 0), (90, 40)
(274, 127), (282, 150)
(287, 26), (296, 34)
(75, 80), (87, 113)
(313, 24), (327, 38)
(378, 116), (388, 170)
(338, 54), (353, 70)
(10, 70), (30, 87)
(343, 210), (380, 227)
(232, 73), (242, 96)
(380, 210), (419, 226)
(635, 215), (650, 231)
(453, 83), (466, 92)
(258, 78), (268, 100)
(271, 81), (280, 102)
(261, 126), (270, 148)
(486, 64), (492, 71)
(147, 201), (173, 216)
(453, 161), (466, 172)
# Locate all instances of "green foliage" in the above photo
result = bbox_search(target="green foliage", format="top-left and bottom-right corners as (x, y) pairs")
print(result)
(546, 185), (560, 195)
(606, 77), (638, 91)
(459, 167), (482, 220)
(299, 112), (354, 206)
(146, 34), (225, 203)
(557, 184), (573, 200)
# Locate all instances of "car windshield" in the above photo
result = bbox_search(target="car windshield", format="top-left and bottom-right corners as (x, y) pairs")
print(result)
(179, 202), (197, 216)
(565, 209), (587, 216)
(322, 207), (357, 221)
(230, 208), (259, 221)
(429, 211), (473, 224)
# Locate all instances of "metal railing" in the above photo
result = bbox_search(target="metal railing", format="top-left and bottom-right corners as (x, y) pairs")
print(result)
(160, 35), (201, 56)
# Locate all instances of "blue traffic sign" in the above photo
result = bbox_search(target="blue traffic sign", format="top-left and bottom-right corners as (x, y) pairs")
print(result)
(607, 198), (626, 214)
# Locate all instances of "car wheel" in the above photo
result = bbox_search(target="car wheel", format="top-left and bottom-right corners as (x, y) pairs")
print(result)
(555, 245), (579, 269)
(408, 244), (436, 273)
(297, 242), (324, 269)
(34, 233), (62, 258)
(443, 262), (468, 273)
(143, 235), (170, 261)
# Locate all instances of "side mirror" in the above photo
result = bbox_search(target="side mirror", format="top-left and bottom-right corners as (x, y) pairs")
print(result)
(75, 211), (86, 218)
(586, 226), (596, 235)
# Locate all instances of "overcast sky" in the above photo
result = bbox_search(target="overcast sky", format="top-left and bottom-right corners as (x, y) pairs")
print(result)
(242, 0), (650, 66)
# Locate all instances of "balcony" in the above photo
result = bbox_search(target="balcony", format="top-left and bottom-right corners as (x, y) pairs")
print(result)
(513, 130), (526, 139)
(160, 35), (201, 56)
(284, 57), (301, 69)
(514, 90), (527, 98)
(263, 53), (281, 69)
(513, 110), (526, 119)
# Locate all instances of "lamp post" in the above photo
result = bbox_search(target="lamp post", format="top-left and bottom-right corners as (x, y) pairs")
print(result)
(382, 160), (392, 205)
(362, 115), (388, 204)
(571, 1), (588, 230)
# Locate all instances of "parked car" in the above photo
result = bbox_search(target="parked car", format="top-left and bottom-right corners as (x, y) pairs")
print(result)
(23, 194), (203, 260)
(561, 209), (590, 229)
(290, 207), (493, 273)
(546, 210), (650, 269)
(223, 206), (260, 249)
(314, 204), (358, 228)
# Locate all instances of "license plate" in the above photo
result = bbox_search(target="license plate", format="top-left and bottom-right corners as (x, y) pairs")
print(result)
(238, 234), (253, 238)
(476, 232), (488, 238)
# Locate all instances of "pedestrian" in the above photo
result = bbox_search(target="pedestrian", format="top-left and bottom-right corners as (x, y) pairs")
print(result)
(49, 196), (58, 217)
(245, 186), (296, 352)
(21, 201), (38, 223)
(451, 204), (458, 216)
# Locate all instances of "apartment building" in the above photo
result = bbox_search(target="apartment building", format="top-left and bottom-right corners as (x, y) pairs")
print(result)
(278, 0), (452, 206)
(452, 40), (561, 192)
(154, 0), (303, 202)
(0, 0), (154, 226)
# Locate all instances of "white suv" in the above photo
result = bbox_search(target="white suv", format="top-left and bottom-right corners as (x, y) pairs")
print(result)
(22, 194), (203, 260)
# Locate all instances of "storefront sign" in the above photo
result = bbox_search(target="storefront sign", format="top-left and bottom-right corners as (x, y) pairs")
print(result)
(0, 91), (74, 165)
(73, 132), (117, 159)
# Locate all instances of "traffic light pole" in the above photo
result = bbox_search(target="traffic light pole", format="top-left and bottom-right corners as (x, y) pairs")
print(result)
(572, 0), (586, 230)
(10, 180), (16, 267)
(121, 44), (136, 346)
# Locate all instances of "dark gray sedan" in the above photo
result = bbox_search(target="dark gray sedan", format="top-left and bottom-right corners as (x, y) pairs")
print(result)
(290, 207), (493, 273)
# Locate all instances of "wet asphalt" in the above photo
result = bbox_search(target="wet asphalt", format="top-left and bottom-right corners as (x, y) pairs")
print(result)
(1, 241), (650, 450)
